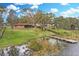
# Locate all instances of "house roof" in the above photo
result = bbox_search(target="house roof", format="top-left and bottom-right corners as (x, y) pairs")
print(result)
(14, 23), (34, 26)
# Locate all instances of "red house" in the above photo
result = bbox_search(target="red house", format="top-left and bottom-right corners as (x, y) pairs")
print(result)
(14, 23), (34, 29)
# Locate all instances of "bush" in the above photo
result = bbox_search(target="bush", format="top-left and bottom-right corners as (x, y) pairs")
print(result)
(29, 40), (43, 51)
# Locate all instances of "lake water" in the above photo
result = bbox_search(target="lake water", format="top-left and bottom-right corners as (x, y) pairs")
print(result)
(48, 38), (79, 56)
(58, 41), (79, 56)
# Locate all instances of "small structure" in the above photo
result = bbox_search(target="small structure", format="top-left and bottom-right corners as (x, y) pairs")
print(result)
(14, 23), (34, 29)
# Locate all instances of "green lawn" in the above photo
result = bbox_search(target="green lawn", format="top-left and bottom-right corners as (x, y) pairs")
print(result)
(0, 28), (53, 48)
(0, 27), (79, 48)
(51, 29), (79, 40)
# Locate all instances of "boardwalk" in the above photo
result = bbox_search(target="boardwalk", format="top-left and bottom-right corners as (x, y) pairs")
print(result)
(49, 36), (78, 44)
(46, 28), (78, 44)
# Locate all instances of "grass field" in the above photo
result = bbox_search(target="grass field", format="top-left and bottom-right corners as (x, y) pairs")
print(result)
(0, 27), (79, 48)
(52, 29), (79, 40)
(0, 28), (53, 48)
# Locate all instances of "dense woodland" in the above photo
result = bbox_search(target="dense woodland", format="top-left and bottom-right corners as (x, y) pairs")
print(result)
(54, 16), (79, 30)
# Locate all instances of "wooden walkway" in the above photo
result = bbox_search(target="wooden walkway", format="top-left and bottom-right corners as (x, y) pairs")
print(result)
(49, 36), (78, 44)
(45, 29), (78, 44)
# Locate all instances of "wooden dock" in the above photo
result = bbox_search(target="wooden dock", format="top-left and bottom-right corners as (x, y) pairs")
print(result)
(49, 36), (78, 44)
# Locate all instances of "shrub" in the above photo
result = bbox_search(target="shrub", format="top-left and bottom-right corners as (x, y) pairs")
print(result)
(29, 40), (43, 51)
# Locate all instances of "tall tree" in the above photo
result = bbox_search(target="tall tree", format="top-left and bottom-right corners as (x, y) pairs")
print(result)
(54, 16), (79, 30)
(33, 11), (53, 30)
(0, 7), (5, 39)
(7, 9), (16, 29)
(0, 7), (4, 27)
